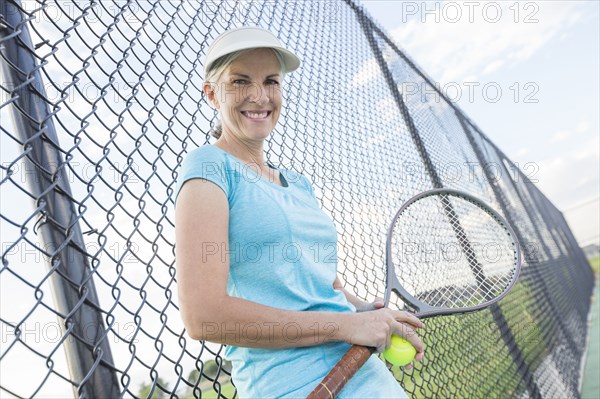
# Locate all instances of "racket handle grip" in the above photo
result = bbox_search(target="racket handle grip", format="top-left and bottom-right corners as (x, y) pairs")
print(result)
(306, 345), (374, 399)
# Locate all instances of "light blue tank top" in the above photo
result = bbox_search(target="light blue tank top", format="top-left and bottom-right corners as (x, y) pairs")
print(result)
(175, 145), (407, 398)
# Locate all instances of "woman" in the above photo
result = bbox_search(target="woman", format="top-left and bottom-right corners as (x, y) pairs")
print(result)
(175, 26), (424, 398)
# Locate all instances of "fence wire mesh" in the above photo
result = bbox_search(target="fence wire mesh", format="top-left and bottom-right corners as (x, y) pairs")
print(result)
(0, 0), (594, 398)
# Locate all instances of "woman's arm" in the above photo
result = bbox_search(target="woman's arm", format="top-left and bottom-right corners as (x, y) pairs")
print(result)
(176, 178), (424, 353)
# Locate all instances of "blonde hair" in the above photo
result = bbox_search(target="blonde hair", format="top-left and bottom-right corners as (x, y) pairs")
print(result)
(204, 48), (287, 138)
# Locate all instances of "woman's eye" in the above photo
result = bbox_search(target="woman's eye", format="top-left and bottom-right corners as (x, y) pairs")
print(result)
(231, 79), (279, 86)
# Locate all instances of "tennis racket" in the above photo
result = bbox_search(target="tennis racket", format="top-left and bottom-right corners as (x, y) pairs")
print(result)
(307, 188), (522, 399)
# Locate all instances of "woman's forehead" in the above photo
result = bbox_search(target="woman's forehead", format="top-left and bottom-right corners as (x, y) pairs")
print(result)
(226, 49), (281, 75)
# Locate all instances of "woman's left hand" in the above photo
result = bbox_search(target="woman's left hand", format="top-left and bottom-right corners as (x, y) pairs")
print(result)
(355, 297), (423, 370)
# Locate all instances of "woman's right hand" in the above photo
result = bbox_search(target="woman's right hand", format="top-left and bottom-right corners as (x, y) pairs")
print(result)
(341, 308), (425, 361)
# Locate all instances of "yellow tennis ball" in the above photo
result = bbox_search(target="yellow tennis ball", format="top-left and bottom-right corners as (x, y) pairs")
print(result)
(383, 335), (417, 366)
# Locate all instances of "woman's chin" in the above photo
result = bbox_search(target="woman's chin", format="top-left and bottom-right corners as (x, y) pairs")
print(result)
(246, 128), (274, 140)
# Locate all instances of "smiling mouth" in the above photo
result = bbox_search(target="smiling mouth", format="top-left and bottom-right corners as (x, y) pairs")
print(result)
(241, 111), (271, 120)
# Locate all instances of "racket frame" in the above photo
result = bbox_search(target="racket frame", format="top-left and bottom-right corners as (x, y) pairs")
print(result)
(383, 188), (522, 318)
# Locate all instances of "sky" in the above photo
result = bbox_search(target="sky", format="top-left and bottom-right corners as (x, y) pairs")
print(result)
(360, 0), (600, 247)
(0, 1), (598, 397)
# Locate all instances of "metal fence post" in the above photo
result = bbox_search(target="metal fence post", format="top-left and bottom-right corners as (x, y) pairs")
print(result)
(0, 1), (120, 397)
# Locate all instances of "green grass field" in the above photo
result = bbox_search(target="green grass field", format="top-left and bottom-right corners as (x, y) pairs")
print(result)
(200, 383), (236, 399)
(589, 256), (600, 274)
(581, 271), (599, 398)
(179, 382), (236, 399)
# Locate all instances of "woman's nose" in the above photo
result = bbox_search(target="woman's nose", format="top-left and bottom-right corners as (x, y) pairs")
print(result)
(248, 84), (271, 104)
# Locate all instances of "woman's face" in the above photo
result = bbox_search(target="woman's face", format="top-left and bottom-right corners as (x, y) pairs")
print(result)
(207, 48), (283, 142)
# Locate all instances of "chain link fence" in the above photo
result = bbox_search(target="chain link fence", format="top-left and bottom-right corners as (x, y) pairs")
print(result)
(0, 0), (594, 397)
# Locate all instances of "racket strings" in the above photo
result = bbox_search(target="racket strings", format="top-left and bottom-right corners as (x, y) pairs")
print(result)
(391, 192), (518, 309)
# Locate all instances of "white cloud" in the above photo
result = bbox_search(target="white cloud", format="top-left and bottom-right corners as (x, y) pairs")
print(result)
(350, 59), (381, 87)
(550, 129), (571, 143)
(575, 120), (591, 133)
(367, 132), (386, 146)
(481, 59), (505, 75)
(349, 47), (398, 88)
(351, 1), (584, 90)
(514, 147), (530, 159)
(573, 135), (600, 161)
(535, 135), (599, 207)
(387, 1), (583, 84)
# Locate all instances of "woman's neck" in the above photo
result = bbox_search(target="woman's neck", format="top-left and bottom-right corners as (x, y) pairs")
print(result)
(214, 135), (266, 167)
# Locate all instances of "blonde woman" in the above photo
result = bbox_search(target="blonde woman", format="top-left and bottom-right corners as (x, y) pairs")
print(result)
(175, 26), (424, 398)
